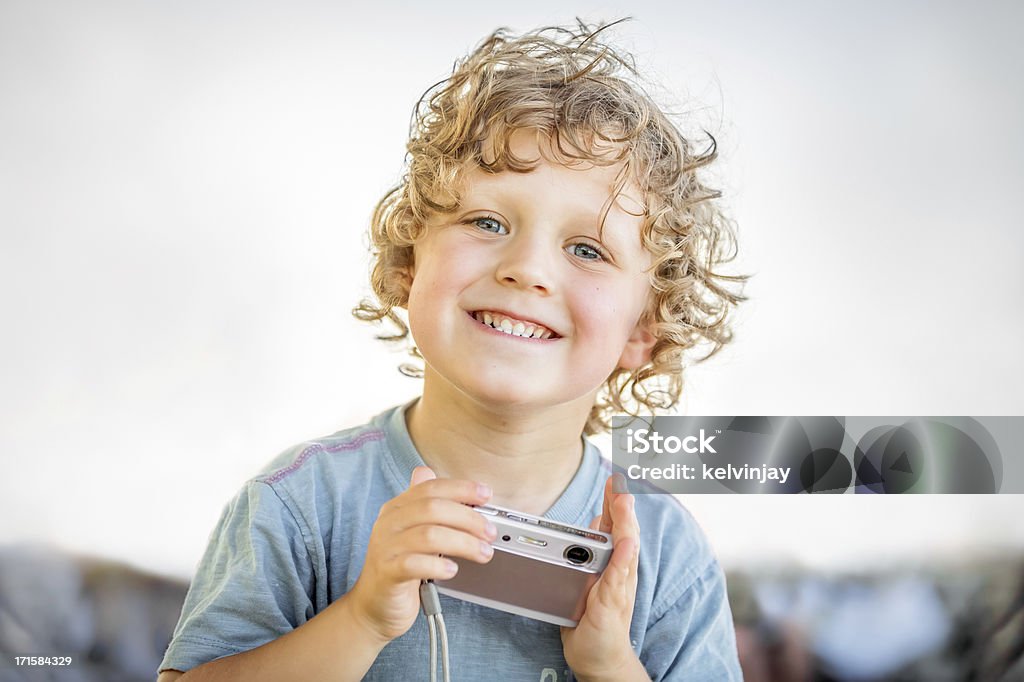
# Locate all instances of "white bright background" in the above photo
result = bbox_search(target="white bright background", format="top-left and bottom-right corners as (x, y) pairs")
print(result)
(2, 0), (1023, 580)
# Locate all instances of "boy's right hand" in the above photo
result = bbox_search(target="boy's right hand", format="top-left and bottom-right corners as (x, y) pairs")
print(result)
(344, 466), (497, 644)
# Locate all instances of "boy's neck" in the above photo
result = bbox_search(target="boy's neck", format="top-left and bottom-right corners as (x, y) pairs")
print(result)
(405, 378), (597, 516)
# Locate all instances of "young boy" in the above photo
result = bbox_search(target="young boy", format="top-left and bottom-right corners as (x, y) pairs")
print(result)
(158, 21), (744, 682)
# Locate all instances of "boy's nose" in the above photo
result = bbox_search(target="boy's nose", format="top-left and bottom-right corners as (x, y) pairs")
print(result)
(493, 234), (555, 295)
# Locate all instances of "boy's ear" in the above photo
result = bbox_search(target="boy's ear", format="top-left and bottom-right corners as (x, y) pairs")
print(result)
(617, 320), (657, 371)
(397, 257), (416, 297)
(404, 248), (417, 278)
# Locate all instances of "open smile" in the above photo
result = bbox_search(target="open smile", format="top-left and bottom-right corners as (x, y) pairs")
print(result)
(467, 310), (561, 341)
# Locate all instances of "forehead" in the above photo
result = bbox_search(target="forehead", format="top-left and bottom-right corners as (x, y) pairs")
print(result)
(469, 128), (647, 233)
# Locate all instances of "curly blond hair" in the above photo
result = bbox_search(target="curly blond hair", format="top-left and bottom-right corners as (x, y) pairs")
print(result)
(353, 19), (747, 435)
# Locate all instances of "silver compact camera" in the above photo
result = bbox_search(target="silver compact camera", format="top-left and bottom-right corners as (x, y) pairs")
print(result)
(434, 503), (613, 627)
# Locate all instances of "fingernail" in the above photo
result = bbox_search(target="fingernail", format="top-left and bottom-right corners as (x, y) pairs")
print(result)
(485, 521), (497, 539)
(478, 483), (492, 499)
(480, 541), (494, 558)
(444, 559), (459, 576)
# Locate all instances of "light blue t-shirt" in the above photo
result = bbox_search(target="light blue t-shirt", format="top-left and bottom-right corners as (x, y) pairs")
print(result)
(159, 401), (741, 681)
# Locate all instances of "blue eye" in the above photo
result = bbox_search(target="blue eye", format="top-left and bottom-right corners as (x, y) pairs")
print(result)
(569, 243), (606, 261)
(473, 216), (507, 234)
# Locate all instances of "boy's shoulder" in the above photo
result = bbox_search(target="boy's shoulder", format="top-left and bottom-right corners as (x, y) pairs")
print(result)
(245, 405), (404, 505)
(254, 420), (389, 485)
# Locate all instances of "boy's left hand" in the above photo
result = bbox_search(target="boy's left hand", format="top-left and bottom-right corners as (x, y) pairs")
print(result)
(560, 473), (647, 681)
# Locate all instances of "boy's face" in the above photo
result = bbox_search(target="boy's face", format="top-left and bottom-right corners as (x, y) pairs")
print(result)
(405, 130), (656, 413)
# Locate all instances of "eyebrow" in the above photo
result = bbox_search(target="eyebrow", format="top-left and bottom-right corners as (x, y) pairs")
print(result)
(466, 183), (642, 228)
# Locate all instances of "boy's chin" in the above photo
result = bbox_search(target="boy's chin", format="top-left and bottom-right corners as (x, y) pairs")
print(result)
(459, 382), (597, 415)
(425, 363), (604, 412)
(466, 386), (552, 409)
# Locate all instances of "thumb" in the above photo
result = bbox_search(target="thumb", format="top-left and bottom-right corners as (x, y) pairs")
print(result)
(410, 465), (437, 488)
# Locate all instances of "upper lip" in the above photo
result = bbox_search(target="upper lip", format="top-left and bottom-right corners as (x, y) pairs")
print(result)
(469, 308), (562, 337)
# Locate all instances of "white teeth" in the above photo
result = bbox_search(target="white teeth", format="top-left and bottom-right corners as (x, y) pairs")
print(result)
(474, 311), (555, 339)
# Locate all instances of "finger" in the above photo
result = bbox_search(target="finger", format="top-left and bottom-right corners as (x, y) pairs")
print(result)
(600, 475), (614, 533)
(400, 496), (497, 542)
(595, 537), (635, 609)
(401, 524), (495, 565)
(613, 537), (636, 573)
(403, 477), (493, 507)
(589, 515), (602, 531)
(618, 495), (641, 593)
(611, 493), (641, 570)
(622, 536), (638, 589)
(609, 489), (634, 536)
(388, 552), (461, 583)
(410, 465), (436, 488)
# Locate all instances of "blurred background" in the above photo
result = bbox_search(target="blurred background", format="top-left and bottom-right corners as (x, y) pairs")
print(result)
(1, 0), (1022, 680)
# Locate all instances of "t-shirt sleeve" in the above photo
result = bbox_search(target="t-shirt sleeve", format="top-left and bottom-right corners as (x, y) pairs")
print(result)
(641, 558), (743, 681)
(158, 480), (316, 673)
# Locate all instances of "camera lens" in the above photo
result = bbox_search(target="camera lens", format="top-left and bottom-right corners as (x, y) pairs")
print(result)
(564, 545), (592, 565)
(501, 535), (511, 542)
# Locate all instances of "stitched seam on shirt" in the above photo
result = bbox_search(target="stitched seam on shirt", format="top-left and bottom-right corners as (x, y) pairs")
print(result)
(650, 556), (717, 622)
(262, 430), (386, 484)
(172, 634), (242, 653)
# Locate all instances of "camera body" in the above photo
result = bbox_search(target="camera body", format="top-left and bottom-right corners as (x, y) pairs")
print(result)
(433, 503), (613, 627)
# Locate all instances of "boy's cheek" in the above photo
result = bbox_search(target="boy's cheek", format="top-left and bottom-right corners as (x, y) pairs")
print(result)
(572, 292), (633, 335)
